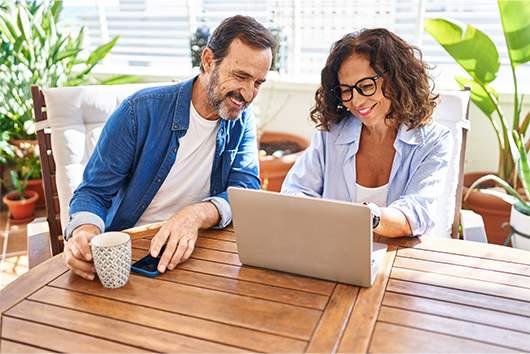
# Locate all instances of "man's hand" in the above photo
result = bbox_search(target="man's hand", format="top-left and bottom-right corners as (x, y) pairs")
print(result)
(150, 201), (220, 273)
(63, 224), (101, 280)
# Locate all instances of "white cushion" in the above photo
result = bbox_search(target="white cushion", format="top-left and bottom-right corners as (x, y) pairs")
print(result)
(42, 83), (169, 229)
(431, 90), (471, 238)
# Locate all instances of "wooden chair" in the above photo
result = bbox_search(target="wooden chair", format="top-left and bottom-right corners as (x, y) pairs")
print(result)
(28, 83), (168, 268)
(30, 85), (63, 262)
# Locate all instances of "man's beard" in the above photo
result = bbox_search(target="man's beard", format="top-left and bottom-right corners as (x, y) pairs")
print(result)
(207, 65), (248, 121)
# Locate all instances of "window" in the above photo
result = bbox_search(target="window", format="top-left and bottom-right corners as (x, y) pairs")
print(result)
(61, 0), (527, 90)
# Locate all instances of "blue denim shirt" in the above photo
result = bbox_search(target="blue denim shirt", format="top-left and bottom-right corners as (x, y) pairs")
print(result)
(65, 76), (260, 239)
(281, 114), (453, 236)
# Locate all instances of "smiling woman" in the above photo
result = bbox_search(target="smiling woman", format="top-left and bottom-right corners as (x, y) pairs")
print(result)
(281, 28), (451, 239)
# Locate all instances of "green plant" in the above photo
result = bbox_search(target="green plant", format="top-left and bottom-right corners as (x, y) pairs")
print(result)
(425, 0), (530, 188)
(466, 130), (530, 215)
(0, 0), (139, 141)
(10, 167), (34, 200)
(6, 140), (42, 179)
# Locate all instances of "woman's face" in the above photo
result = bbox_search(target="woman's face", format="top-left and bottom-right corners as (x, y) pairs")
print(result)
(337, 54), (391, 128)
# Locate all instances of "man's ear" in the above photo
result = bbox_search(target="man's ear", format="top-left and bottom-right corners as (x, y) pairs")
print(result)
(202, 48), (215, 73)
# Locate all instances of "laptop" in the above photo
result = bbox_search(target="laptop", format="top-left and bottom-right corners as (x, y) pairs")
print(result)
(227, 187), (388, 287)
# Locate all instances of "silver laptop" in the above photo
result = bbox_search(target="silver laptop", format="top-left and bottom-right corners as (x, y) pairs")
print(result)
(227, 187), (388, 287)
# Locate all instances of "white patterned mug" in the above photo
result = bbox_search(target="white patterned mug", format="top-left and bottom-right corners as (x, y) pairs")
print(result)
(90, 232), (132, 289)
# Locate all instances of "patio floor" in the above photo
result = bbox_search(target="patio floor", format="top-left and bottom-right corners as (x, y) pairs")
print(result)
(1, 206), (46, 290)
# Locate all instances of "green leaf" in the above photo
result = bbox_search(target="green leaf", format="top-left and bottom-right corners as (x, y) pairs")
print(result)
(425, 18), (500, 86)
(56, 48), (83, 61)
(50, 0), (63, 23)
(0, 11), (21, 43)
(455, 76), (497, 117)
(63, 77), (88, 87)
(86, 36), (119, 66)
(499, 0), (530, 67)
(466, 173), (529, 208)
(16, 4), (32, 44)
(100, 75), (142, 85)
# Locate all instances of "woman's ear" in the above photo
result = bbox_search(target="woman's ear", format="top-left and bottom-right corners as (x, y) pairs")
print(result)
(202, 48), (215, 73)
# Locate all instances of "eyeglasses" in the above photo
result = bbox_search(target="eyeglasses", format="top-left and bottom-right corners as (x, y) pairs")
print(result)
(331, 74), (382, 102)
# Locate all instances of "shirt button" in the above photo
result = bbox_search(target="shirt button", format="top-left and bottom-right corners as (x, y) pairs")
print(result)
(174, 124), (178, 129)
(157, 178), (161, 182)
(141, 205), (146, 209)
(173, 148), (177, 152)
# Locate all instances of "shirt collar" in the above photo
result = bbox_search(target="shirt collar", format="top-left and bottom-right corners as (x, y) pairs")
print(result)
(334, 113), (426, 147)
(171, 75), (198, 131)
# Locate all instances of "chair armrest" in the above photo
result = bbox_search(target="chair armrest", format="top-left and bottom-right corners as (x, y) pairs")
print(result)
(460, 209), (488, 243)
(27, 217), (53, 269)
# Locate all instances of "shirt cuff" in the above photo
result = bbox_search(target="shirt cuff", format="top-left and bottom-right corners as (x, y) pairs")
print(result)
(64, 212), (105, 241)
(203, 196), (231, 229)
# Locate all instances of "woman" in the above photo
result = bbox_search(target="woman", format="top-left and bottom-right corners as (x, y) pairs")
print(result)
(281, 28), (453, 237)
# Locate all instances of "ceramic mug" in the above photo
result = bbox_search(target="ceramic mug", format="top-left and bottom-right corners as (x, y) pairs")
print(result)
(90, 232), (132, 289)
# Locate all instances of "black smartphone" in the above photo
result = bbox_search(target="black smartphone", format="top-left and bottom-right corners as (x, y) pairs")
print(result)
(131, 244), (166, 277)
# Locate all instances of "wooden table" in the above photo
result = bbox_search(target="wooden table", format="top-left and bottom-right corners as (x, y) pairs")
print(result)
(1, 224), (529, 353)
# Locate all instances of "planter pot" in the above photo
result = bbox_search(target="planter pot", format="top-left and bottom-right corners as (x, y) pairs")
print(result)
(259, 131), (310, 192)
(2, 189), (39, 223)
(462, 172), (512, 246)
(509, 204), (530, 251)
(26, 178), (45, 208)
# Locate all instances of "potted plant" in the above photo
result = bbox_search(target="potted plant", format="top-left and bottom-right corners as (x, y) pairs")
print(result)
(2, 167), (38, 223)
(255, 83), (310, 192)
(0, 0), (138, 195)
(425, 0), (530, 244)
(466, 130), (530, 250)
(1, 140), (44, 206)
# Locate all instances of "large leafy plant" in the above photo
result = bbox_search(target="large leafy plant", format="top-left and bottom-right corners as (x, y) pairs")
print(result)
(425, 0), (530, 188)
(0, 0), (138, 141)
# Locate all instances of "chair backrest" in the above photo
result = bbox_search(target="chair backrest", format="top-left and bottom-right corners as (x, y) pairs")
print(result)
(31, 83), (167, 255)
(431, 87), (471, 239)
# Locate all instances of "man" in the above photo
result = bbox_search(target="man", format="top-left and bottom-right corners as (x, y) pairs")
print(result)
(64, 15), (277, 280)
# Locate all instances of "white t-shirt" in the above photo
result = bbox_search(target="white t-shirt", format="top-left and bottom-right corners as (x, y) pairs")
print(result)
(355, 183), (389, 207)
(135, 103), (221, 226)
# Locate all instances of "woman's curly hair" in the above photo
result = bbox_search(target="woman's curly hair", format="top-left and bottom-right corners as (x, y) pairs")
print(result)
(310, 28), (438, 131)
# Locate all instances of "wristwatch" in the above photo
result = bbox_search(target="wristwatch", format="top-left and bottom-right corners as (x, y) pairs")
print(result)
(363, 202), (381, 229)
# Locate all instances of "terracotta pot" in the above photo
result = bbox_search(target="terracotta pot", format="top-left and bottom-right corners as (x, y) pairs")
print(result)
(26, 178), (45, 208)
(462, 172), (512, 246)
(2, 189), (39, 223)
(259, 131), (310, 192)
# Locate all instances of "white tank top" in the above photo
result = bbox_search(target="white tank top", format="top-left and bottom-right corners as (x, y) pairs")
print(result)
(135, 102), (221, 226)
(355, 183), (389, 207)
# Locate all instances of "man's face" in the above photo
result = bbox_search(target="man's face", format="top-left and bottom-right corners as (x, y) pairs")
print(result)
(206, 38), (272, 121)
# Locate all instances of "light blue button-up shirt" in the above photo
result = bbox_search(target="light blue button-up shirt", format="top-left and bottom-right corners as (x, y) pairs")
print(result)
(65, 77), (260, 239)
(281, 114), (453, 236)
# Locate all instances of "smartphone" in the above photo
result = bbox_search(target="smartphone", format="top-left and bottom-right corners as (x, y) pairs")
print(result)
(131, 244), (166, 277)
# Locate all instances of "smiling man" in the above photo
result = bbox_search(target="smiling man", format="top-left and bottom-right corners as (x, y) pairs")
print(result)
(63, 15), (277, 280)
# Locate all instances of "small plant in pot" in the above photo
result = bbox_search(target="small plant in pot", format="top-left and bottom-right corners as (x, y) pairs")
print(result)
(465, 131), (530, 249)
(2, 167), (38, 223)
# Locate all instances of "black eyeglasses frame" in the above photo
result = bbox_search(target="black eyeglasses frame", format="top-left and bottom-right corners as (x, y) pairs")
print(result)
(331, 74), (383, 102)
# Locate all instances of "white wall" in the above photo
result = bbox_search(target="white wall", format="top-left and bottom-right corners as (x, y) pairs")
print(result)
(466, 93), (530, 174)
